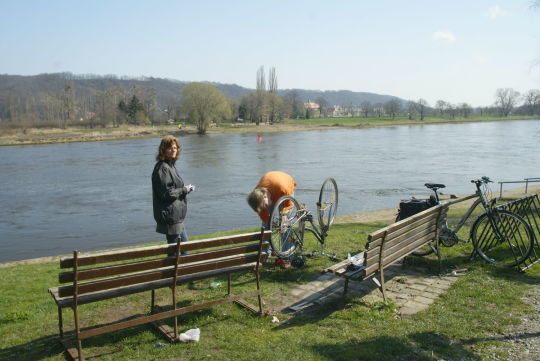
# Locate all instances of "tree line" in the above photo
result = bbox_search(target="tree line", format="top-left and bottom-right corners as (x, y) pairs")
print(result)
(1, 70), (539, 135)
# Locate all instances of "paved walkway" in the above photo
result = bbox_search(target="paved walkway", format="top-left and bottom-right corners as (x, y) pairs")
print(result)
(282, 262), (466, 317)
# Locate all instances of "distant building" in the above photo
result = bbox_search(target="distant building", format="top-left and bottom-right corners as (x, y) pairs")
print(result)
(303, 101), (319, 110)
(304, 100), (320, 118)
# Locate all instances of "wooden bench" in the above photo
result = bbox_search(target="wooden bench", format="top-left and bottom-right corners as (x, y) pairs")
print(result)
(324, 205), (444, 300)
(48, 229), (270, 361)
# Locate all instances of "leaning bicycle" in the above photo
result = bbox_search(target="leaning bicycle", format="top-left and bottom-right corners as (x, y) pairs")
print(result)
(396, 177), (535, 267)
(268, 178), (339, 266)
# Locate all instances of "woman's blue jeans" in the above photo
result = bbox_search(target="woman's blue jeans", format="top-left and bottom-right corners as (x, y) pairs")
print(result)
(166, 227), (189, 256)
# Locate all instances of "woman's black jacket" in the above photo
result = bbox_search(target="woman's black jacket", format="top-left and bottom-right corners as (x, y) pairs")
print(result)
(151, 160), (188, 234)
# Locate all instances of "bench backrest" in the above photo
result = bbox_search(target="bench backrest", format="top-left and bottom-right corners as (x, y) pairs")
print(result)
(56, 230), (270, 299)
(362, 204), (443, 277)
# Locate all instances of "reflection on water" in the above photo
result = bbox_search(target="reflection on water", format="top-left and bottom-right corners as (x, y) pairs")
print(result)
(0, 119), (539, 262)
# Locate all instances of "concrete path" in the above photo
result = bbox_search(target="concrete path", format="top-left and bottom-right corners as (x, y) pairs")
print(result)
(282, 261), (466, 317)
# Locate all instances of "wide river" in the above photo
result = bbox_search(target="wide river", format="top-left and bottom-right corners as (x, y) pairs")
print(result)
(1, 119), (539, 262)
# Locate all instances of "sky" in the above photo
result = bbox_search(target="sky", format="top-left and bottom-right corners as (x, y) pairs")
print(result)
(1, 0), (539, 107)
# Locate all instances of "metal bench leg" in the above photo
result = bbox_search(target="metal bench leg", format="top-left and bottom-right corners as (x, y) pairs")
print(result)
(57, 306), (64, 339)
(72, 306), (84, 361)
(151, 289), (156, 313)
(343, 278), (349, 295)
(255, 271), (263, 314)
(371, 276), (387, 302)
(379, 275), (387, 302)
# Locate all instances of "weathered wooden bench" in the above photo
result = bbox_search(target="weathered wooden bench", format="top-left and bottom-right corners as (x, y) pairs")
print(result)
(324, 205), (444, 300)
(48, 229), (270, 361)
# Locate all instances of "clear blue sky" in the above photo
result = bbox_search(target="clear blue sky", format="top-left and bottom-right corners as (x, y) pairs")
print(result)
(1, 0), (539, 107)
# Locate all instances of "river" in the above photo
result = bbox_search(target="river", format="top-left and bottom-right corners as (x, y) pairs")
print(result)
(1, 119), (539, 262)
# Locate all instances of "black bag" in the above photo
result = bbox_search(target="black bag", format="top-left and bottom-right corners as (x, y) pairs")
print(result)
(397, 196), (437, 220)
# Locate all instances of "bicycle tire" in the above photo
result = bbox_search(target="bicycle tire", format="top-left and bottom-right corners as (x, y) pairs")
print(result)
(318, 178), (339, 230)
(269, 195), (305, 258)
(395, 213), (436, 256)
(471, 209), (534, 267)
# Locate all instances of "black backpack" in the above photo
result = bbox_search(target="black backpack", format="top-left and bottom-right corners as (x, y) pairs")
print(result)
(397, 195), (438, 220)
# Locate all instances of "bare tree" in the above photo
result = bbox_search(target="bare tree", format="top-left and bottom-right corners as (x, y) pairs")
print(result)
(384, 99), (401, 119)
(342, 101), (354, 117)
(374, 103), (384, 117)
(458, 103), (472, 118)
(360, 100), (372, 118)
(256, 66), (266, 92)
(494, 88), (520, 116)
(254, 66), (267, 124)
(268, 67), (278, 94)
(267, 92), (283, 123)
(407, 100), (417, 120)
(286, 90), (304, 119)
(316, 97), (329, 117)
(447, 103), (457, 119)
(435, 100), (448, 117)
(416, 99), (428, 120)
(522, 89), (540, 115)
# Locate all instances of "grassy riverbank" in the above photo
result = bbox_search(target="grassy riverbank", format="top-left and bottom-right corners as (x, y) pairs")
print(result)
(0, 115), (537, 146)
(1, 199), (539, 360)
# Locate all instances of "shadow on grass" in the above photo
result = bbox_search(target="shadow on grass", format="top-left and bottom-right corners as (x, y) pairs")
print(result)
(309, 332), (483, 361)
(0, 334), (65, 361)
(1, 302), (224, 361)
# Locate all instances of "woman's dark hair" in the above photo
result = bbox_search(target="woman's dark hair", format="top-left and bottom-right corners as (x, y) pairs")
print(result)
(156, 135), (181, 161)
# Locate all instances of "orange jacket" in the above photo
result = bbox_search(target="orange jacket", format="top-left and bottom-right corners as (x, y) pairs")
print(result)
(255, 171), (296, 224)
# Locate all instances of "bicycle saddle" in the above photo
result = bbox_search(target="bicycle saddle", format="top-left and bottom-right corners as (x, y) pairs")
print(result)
(424, 183), (445, 190)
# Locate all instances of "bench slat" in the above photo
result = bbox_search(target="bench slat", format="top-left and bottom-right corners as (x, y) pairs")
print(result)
(60, 231), (270, 268)
(365, 222), (437, 263)
(363, 231), (436, 275)
(368, 205), (441, 241)
(58, 253), (262, 297)
(59, 242), (267, 283)
(50, 263), (258, 308)
(367, 211), (439, 248)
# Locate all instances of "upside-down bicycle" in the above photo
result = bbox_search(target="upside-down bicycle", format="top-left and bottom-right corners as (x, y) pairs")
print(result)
(268, 178), (339, 266)
(397, 177), (535, 267)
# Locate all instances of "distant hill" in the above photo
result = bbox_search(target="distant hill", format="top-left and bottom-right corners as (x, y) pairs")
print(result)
(0, 73), (404, 115)
(276, 88), (400, 106)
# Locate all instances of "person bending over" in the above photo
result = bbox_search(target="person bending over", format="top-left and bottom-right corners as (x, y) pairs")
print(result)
(247, 171), (296, 267)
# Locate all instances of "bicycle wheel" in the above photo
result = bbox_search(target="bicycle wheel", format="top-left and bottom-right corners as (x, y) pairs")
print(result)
(318, 178), (338, 230)
(395, 213), (436, 256)
(471, 209), (534, 267)
(269, 195), (305, 258)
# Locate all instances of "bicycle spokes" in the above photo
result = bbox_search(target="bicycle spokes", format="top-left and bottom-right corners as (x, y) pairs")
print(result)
(472, 210), (534, 267)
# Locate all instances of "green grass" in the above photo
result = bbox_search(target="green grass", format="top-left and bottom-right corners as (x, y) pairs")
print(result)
(0, 220), (538, 361)
(287, 115), (538, 127)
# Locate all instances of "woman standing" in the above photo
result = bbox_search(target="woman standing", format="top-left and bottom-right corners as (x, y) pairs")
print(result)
(152, 135), (193, 252)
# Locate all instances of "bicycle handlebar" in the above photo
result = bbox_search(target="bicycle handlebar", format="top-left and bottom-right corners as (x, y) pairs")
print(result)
(471, 176), (492, 187)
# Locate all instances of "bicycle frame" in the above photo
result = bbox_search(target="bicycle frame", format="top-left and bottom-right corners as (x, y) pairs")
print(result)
(440, 180), (499, 237)
(303, 214), (327, 249)
(441, 193), (481, 236)
(293, 209), (338, 260)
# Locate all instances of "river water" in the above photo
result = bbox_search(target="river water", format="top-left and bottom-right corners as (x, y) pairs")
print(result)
(1, 119), (539, 262)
